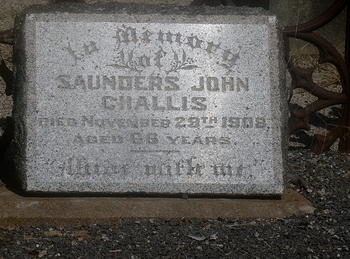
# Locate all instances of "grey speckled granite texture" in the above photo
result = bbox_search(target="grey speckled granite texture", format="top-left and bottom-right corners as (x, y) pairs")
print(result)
(13, 3), (288, 196)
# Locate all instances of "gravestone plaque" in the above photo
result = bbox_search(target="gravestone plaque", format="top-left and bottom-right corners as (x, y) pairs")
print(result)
(13, 3), (287, 195)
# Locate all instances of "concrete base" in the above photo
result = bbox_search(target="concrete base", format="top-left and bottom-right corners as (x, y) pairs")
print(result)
(0, 187), (315, 227)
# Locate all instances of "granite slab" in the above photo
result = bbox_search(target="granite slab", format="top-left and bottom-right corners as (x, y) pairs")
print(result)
(13, 3), (287, 195)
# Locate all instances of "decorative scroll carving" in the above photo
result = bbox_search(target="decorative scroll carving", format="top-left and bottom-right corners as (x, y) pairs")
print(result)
(283, 0), (350, 153)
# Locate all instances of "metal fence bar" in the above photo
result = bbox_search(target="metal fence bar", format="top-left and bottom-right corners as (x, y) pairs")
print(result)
(283, 0), (349, 153)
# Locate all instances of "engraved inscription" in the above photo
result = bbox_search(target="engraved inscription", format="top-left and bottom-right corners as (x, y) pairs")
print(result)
(66, 41), (99, 65)
(80, 116), (171, 129)
(37, 116), (267, 130)
(56, 75), (180, 91)
(144, 157), (204, 177)
(59, 156), (131, 179)
(212, 164), (244, 177)
(73, 134), (124, 144)
(56, 75), (249, 92)
(166, 136), (231, 145)
(33, 20), (279, 189)
(192, 77), (248, 92)
(101, 95), (207, 111)
(59, 156), (248, 180)
(107, 25), (240, 72)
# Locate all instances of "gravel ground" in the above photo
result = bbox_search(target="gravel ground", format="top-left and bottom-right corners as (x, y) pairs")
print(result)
(0, 147), (349, 259)
(1, 3), (349, 258)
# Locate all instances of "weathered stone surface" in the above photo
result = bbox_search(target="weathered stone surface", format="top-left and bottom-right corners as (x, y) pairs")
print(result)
(13, 3), (287, 195)
(0, 187), (315, 227)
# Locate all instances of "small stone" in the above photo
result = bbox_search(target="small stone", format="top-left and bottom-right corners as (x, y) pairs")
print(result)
(38, 250), (47, 258)
(317, 188), (326, 196)
(323, 209), (330, 215)
(181, 194), (189, 199)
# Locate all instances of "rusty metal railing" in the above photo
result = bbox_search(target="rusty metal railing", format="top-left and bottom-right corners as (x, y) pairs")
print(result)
(283, 0), (349, 153)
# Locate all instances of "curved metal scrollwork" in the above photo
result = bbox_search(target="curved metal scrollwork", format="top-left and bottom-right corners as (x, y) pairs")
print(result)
(283, 0), (350, 153)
